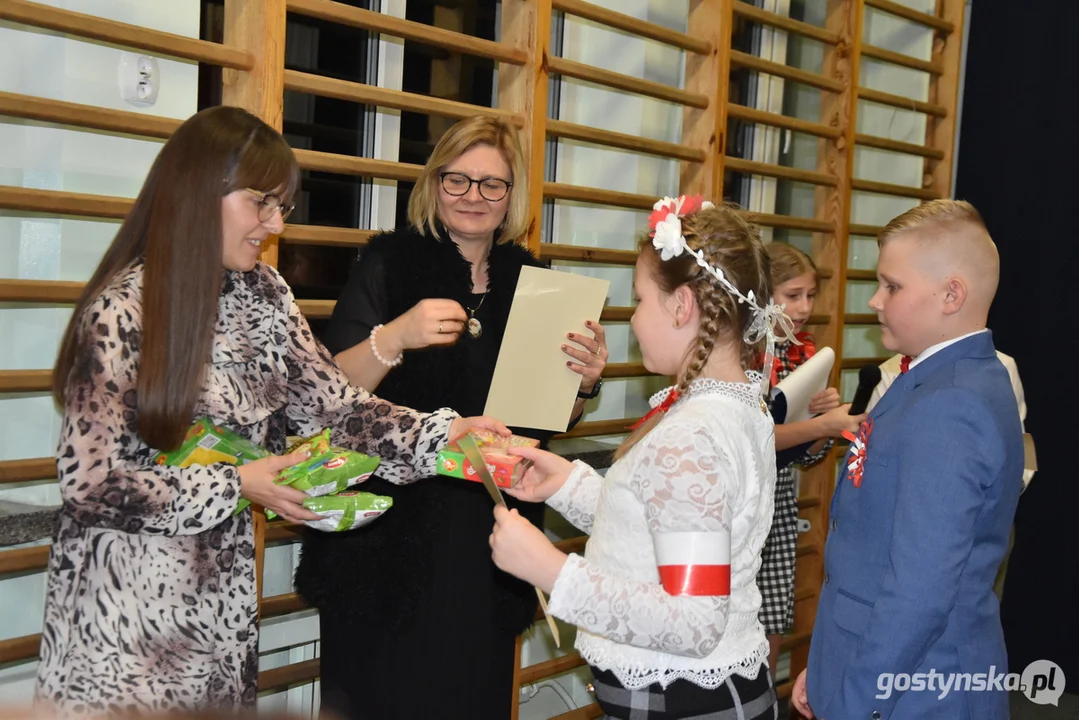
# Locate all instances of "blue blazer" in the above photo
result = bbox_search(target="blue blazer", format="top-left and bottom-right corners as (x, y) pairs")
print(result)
(806, 332), (1024, 720)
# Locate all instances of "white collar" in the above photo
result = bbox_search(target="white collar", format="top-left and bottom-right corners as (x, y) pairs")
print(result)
(909, 329), (989, 370)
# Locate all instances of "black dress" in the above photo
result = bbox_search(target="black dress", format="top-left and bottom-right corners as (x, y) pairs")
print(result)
(294, 227), (566, 720)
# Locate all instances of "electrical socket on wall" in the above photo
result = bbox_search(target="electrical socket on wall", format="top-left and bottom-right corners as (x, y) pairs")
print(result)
(118, 51), (159, 107)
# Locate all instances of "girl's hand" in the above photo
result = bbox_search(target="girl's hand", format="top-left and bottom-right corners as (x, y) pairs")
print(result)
(808, 387), (841, 415)
(490, 505), (567, 592)
(238, 451), (321, 523)
(564, 320), (607, 396)
(505, 446), (574, 502)
(818, 404), (866, 438)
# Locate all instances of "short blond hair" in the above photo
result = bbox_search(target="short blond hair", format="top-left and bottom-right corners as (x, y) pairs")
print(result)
(878, 199), (990, 247)
(407, 116), (528, 245)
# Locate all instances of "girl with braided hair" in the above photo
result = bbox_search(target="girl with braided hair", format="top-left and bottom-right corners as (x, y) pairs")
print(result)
(489, 198), (781, 719)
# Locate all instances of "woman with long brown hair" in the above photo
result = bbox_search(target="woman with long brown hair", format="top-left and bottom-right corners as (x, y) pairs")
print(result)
(37, 105), (502, 713)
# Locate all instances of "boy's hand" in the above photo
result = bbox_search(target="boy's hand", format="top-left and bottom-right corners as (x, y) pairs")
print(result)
(809, 387), (841, 415)
(791, 669), (815, 718)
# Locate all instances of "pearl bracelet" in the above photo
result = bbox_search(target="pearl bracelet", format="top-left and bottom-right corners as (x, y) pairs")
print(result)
(370, 324), (403, 367)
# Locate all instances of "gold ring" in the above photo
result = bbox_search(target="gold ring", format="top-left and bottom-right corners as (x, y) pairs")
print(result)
(438, 321), (444, 333)
(595, 346), (603, 356)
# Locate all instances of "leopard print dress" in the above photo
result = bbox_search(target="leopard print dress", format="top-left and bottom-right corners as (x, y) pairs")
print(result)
(35, 261), (454, 713)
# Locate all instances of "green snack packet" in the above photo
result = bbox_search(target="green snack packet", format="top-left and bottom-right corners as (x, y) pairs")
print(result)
(264, 433), (381, 520)
(153, 417), (269, 514)
(301, 490), (393, 532)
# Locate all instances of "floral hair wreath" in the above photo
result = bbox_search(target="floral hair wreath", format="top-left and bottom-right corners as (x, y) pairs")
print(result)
(648, 195), (800, 398)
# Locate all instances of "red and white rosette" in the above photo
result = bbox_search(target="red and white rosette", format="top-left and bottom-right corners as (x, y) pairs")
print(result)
(654, 530), (731, 597)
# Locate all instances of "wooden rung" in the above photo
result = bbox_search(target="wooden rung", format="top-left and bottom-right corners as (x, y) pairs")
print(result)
(294, 149), (423, 181)
(280, 225), (375, 247)
(548, 57), (709, 109)
(600, 306), (634, 322)
(544, 182), (654, 210)
(550, 704), (604, 720)
(851, 178), (938, 201)
(264, 521), (303, 543)
(841, 356), (890, 370)
(732, 2), (840, 45)
(796, 542), (817, 557)
(551, 0), (710, 55)
(729, 51), (844, 93)
(806, 314), (829, 325)
(0, 279), (84, 304)
(555, 536), (588, 555)
(546, 119), (706, 163)
(861, 43), (943, 75)
(0, 0), (252, 70)
(261, 592), (308, 619)
(855, 133), (945, 160)
(0, 456), (56, 484)
(0, 91), (179, 138)
(295, 299), (336, 319)
(0, 186), (132, 219)
(0, 369), (52, 393)
(725, 157), (837, 187)
(776, 679), (794, 699)
(0, 545), (49, 575)
(780, 629), (813, 651)
(863, 0), (955, 34)
(858, 87), (947, 118)
(0, 634), (40, 665)
(540, 243), (638, 266)
(286, 0), (527, 65)
(602, 363), (653, 379)
(849, 223), (884, 237)
(284, 70), (524, 126)
(796, 496), (820, 509)
(846, 269), (876, 281)
(258, 658), (320, 692)
(845, 313), (879, 325)
(555, 416), (640, 440)
(747, 213), (833, 233)
(794, 587), (814, 602)
(727, 103), (841, 140)
(519, 652), (588, 685)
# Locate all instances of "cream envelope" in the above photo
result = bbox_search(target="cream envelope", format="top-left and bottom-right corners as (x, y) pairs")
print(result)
(484, 266), (610, 432)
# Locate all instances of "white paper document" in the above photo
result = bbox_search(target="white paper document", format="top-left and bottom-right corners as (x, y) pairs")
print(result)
(772, 346), (835, 424)
(484, 266), (610, 432)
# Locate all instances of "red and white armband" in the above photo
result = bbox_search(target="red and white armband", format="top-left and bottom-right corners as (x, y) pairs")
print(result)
(653, 530), (731, 597)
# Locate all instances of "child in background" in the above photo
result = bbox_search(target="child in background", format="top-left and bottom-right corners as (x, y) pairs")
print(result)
(489, 198), (781, 719)
(759, 243), (863, 676)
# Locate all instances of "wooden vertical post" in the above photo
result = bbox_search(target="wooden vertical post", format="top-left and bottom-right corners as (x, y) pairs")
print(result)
(221, 0), (287, 602)
(680, 0), (731, 199)
(925, 0), (965, 198)
(498, 0), (552, 255)
(789, 0), (863, 687)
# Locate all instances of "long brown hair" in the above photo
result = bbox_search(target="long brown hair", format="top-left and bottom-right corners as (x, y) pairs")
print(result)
(616, 203), (771, 459)
(407, 115), (529, 245)
(765, 242), (818, 289)
(52, 105), (300, 450)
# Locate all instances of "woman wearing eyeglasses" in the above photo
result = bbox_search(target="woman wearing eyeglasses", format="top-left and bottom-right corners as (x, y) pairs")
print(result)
(36, 106), (504, 713)
(294, 116), (607, 719)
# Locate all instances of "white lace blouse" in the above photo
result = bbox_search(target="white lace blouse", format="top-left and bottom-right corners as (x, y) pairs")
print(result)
(547, 375), (777, 690)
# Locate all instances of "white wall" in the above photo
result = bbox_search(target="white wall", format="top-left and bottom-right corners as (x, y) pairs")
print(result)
(0, 0), (200, 702)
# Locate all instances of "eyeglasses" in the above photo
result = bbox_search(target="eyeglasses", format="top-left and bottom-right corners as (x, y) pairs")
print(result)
(245, 188), (295, 223)
(438, 172), (513, 202)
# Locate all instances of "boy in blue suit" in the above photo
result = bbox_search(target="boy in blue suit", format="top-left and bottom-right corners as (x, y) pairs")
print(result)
(792, 200), (1024, 719)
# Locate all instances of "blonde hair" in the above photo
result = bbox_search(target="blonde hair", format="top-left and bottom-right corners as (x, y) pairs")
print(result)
(878, 199), (989, 247)
(616, 203), (771, 459)
(407, 116), (528, 245)
(765, 242), (818, 289)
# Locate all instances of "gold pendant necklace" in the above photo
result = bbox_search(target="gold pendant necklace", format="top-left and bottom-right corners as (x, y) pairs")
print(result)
(466, 289), (488, 339)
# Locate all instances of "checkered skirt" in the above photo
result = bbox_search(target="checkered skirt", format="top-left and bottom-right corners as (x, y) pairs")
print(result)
(758, 468), (798, 634)
(590, 664), (777, 720)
